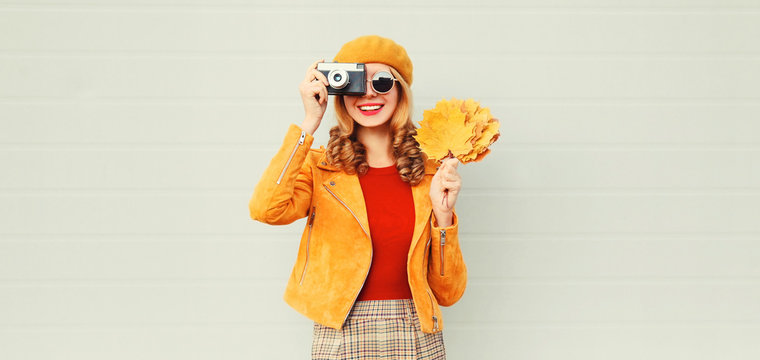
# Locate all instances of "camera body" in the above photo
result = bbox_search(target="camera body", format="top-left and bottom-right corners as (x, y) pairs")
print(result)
(316, 62), (366, 96)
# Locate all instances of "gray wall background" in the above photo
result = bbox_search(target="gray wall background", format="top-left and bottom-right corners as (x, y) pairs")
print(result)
(1, 0), (759, 359)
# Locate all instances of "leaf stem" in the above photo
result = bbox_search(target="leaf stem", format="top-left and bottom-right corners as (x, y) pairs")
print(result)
(442, 152), (454, 208)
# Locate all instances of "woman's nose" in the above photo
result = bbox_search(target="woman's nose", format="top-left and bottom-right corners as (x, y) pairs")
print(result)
(363, 79), (377, 97)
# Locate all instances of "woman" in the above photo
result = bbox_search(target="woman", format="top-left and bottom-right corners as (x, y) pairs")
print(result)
(249, 35), (467, 359)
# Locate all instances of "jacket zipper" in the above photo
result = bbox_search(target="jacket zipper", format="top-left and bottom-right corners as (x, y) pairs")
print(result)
(323, 184), (372, 325)
(423, 231), (439, 332)
(299, 206), (316, 285)
(440, 229), (446, 276)
(276, 130), (306, 185)
(426, 290), (439, 332)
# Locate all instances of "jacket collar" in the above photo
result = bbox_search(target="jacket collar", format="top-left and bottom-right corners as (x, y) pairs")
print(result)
(316, 151), (439, 250)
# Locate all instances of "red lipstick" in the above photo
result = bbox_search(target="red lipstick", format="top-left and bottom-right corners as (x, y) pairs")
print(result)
(357, 103), (384, 116)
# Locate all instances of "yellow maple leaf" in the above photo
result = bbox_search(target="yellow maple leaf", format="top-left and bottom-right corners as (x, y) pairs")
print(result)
(462, 119), (500, 162)
(415, 100), (476, 161)
(461, 99), (480, 120)
(415, 98), (500, 164)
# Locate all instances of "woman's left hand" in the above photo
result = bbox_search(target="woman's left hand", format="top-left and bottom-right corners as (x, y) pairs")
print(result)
(430, 157), (462, 225)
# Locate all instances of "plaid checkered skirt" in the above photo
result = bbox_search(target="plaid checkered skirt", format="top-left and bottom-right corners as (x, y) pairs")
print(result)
(311, 298), (446, 359)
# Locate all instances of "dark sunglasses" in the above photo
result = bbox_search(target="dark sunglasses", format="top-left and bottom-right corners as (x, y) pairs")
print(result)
(367, 71), (397, 94)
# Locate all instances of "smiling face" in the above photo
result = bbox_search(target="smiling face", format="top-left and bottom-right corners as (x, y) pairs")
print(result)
(343, 63), (399, 129)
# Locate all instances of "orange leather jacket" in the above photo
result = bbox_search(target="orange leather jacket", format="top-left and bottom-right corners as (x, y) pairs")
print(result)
(249, 124), (467, 333)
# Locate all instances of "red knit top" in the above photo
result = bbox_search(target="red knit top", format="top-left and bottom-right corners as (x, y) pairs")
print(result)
(356, 164), (415, 300)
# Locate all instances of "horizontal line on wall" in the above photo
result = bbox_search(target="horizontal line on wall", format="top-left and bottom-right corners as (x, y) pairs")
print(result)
(0, 322), (307, 331)
(3, 143), (760, 150)
(2, 231), (758, 240)
(1, 97), (759, 106)
(0, 277), (758, 287)
(3, 51), (760, 59)
(445, 320), (760, 327)
(1, 188), (760, 196)
(461, 188), (760, 196)
(0, 279), (288, 287)
(1, 5), (759, 14)
(1, 232), (757, 243)
(2, 320), (759, 332)
(470, 277), (760, 285)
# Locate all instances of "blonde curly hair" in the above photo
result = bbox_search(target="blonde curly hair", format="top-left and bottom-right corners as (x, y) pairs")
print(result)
(325, 67), (425, 185)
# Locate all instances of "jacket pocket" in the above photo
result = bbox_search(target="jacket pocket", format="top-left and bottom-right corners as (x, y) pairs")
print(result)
(426, 290), (439, 332)
(422, 237), (440, 332)
(299, 206), (316, 285)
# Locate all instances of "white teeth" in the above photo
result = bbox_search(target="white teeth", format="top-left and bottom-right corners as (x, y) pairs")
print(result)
(359, 105), (382, 111)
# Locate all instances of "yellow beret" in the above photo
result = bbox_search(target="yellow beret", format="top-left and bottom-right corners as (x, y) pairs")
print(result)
(333, 35), (414, 85)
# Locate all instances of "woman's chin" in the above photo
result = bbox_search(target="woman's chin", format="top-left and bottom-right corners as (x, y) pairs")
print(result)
(355, 117), (392, 128)
(351, 111), (392, 128)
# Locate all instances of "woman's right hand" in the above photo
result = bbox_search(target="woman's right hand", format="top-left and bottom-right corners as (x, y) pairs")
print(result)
(299, 59), (330, 135)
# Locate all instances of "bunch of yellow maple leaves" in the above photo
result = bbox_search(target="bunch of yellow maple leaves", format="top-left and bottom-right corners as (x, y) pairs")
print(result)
(414, 98), (500, 164)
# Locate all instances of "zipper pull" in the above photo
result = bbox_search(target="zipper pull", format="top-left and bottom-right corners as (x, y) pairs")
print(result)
(432, 315), (439, 331)
(309, 206), (316, 225)
(298, 130), (306, 145)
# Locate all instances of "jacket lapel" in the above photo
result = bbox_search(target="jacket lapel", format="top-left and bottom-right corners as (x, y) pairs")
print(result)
(321, 169), (372, 241)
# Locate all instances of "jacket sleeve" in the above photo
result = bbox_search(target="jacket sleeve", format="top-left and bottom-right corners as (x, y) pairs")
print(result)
(249, 124), (315, 225)
(427, 210), (467, 306)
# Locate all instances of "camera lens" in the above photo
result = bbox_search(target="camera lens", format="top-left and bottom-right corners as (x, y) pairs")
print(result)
(327, 69), (349, 89)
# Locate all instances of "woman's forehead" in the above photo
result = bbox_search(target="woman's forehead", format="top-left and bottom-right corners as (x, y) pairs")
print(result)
(365, 62), (392, 74)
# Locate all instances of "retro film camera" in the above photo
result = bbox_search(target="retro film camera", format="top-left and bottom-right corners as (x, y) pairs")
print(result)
(316, 62), (366, 96)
